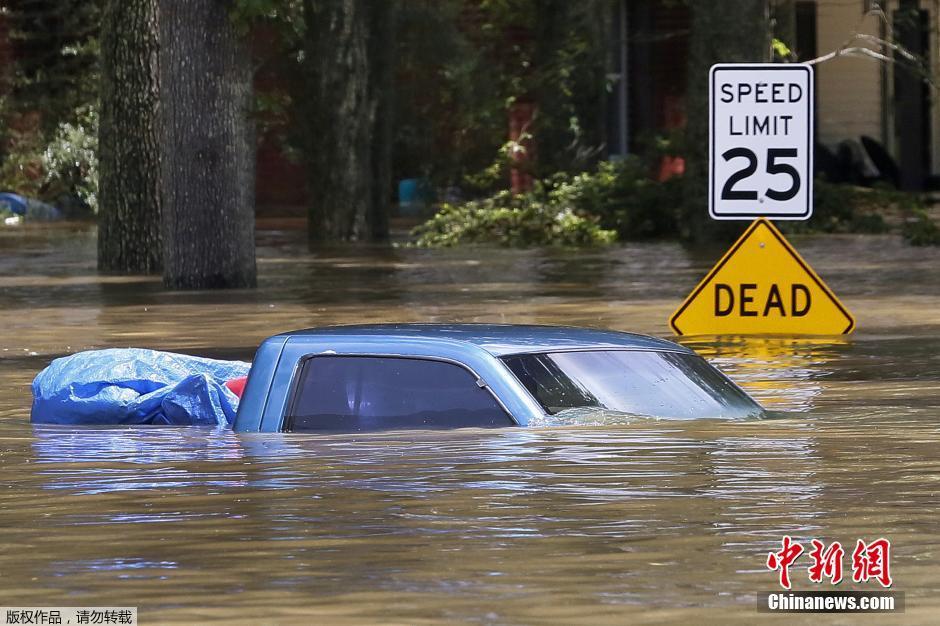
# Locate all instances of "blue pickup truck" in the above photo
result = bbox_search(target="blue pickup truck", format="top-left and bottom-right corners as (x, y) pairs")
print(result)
(31, 324), (762, 430)
(233, 324), (763, 432)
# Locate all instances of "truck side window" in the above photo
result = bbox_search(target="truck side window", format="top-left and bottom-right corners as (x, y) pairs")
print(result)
(287, 356), (514, 432)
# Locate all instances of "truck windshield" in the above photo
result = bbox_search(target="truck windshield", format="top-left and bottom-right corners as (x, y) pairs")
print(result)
(502, 350), (762, 419)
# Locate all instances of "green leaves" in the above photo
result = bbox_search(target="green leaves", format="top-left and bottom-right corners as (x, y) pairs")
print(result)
(411, 188), (616, 247)
(229, 0), (304, 40)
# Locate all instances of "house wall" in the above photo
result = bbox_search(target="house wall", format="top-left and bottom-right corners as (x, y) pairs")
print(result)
(814, 1), (886, 148)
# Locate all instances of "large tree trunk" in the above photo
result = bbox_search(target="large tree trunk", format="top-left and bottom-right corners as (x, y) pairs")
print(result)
(683, 0), (771, 243)
(159, 0), (256, 288)
(302, 0), (394, 244)
(366, 0), (397, 242)
(97, 0), (161, 274)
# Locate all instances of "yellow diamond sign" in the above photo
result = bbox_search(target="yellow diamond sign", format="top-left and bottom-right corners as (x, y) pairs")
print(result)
(670, 218), (855, 335)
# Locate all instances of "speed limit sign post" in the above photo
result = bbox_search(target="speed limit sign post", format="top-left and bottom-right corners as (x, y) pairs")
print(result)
(670, 62), (856, 336)
(709, 64), (813, 220)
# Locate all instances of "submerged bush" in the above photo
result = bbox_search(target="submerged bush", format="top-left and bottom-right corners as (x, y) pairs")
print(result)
(41, 105), (99, 215)
(413, 155), (940, 247)
(903, 210), (940, 246)
(551, 158), (682, 240)
(412, 188), (616, 247)
(798, 180), (890, 234)
(0, 105), (98, 216)
(412, 157), (678, 247)
(803, 180), (938, 245)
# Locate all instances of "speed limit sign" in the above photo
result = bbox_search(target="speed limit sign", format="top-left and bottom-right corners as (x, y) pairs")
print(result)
(709, 64), (813, 220)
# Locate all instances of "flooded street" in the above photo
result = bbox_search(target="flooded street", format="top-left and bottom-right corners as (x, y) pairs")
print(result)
(1, 223), (939, 624)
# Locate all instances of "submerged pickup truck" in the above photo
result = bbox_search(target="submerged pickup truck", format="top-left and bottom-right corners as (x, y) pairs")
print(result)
(232, 324), (763, 432)
(31, 324), (763, 431)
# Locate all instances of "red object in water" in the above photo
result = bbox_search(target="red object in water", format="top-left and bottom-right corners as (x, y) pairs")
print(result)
(509, 98), (536, 193)
(225, 376), (248, 399)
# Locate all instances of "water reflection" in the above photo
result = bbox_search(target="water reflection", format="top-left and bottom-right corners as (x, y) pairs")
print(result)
(30, 426), (248, 494)
(7, 386), (940, 621)
(683, 337), (851, 411)
(27, 423), (830, 536)
(1, 225), (939, 622)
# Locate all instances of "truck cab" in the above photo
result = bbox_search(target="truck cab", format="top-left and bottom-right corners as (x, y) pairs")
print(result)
(233, 324), (762, 433)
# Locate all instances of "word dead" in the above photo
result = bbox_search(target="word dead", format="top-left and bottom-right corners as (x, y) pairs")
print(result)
(714, 283), (811, 317)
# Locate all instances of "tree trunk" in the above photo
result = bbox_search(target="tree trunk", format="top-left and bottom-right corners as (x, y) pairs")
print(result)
(366, 0), (397, 242)
(302, 0), (394, 244)
(159, 0), (256, 289)
(683, 0), (771, 243)
(97, 0), (161, 274)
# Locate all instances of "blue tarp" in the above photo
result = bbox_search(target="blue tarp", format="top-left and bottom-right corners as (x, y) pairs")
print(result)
(0, 192), (27, 215)
(31, 349), (251, 427)
(0, 192), (62, 220)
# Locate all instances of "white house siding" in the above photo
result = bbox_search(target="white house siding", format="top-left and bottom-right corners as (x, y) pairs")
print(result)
(814, 1), (885, 148)
(928, 0), (940, 176)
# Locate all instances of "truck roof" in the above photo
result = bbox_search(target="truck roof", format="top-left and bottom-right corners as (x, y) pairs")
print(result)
(273, 324), (690, 357)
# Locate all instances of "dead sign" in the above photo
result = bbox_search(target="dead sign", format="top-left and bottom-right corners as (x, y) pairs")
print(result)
(714, 283), (811, 317)
(669, 219), (855, 336)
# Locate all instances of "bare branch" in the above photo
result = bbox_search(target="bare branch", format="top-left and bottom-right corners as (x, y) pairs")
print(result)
(801, 4), (935, 90)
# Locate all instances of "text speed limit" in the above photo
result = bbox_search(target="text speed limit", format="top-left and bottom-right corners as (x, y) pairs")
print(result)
(709, 64), (814, 220)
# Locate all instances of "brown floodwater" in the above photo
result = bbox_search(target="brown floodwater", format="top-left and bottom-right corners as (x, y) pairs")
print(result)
(1, 223), (938, 624)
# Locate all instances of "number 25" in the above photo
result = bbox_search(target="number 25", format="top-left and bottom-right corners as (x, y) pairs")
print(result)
(721, 148), (800, 201)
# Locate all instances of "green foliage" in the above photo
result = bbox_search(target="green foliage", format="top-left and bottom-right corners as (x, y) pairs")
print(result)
(230, 0), (299, 25)
(794, 180), (891, 234)
(771, 38), (793, 59)
(412, 157), (686, 247)
(0, 105), (98, 215)
(902, 211), (940, 246)
(550, 159), (682, 240)
(229, 0), (304, 41)
(2, 0), (102, 137)
(0, 115), (45, 199)
(414, 158), (940, 249)
(782, 180), (939, 246)
(393, 0), (528, 189)
(0, 0), (101, 215)
(394, 0), (610, 190)
(227, 0), (612, 202)
(412, 187), (616, 247)
(41, 105), (99, 214)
